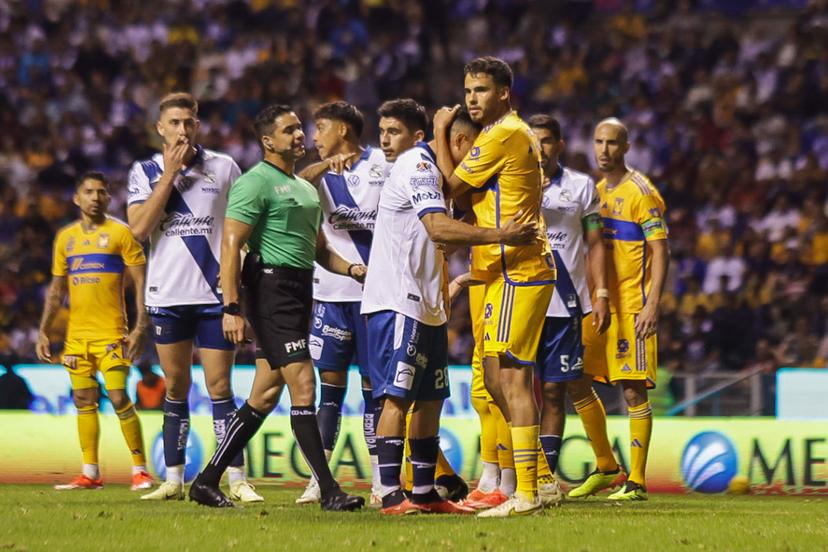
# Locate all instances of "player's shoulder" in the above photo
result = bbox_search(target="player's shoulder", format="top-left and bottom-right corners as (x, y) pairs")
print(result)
(562, 166), (594, 189)
(480, 111), (524, 142)
(55, 220), (81, 240)
(201, 147), (239, 168)
(130, 153), (164, 179)
(397, 145), (437, 172)
(626, 170), (656, 197)
(365, 146), (392, 173)
(103, 215), (132, 234)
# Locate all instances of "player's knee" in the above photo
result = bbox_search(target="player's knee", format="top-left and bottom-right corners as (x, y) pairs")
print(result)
(542, 382), (566, 406)
(320, 370), (347, 387)
(205, 378), (231, 400)
(72, 390), (98, 409)
(107, 390), (129, 410)
(567, 377), (592, 402)
(621, 381), (647, 407)
(165, 376), (191, 401)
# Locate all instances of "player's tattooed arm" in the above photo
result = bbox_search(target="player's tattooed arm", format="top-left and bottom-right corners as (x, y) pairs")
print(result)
(36, 276), (67, 362)
(315, 230), (366, 282)
(634, 238), (670, 339)
(124, 263), (149, 360)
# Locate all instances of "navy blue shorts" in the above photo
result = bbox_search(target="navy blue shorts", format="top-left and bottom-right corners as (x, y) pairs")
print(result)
(309, 301), (369, 377)
(535, 315), (584, 383)
(366, 311), (450, 402)
(148, 304), (234, 350)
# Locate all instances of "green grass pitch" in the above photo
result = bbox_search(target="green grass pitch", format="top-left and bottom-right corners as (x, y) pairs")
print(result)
(2, 484), (826, 551)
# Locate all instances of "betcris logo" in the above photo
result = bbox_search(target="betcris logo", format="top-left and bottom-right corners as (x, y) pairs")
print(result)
(681, 431), (738, 493)
(151, 430), (203, 483)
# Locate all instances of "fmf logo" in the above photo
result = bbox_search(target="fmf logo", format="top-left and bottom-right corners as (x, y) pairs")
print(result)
(285, 339), (307, 353)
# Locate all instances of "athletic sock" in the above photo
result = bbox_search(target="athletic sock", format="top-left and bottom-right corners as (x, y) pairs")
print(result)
(537, 440), (553, 479)
(162, 398), (190, 471)
(290, 405), (338, 495)
(409, 436), (440, 503)
(76, 404), (100, 466)
(539, 434), (562, 474)
(362, 387), (381, 493)
(511, 425), (540, 502)
(472, 394), (499, 465)
(376, 436), (405, 499)
(115, 401), (146, 466)
(167, 465), (184, 485)
(573, 389), (618, 472)
(317, 382), (346, 455)
(500, 468), (516, 496)
(478, 462), (500, 493)
(82, 463), (100, 480)
(200, 402), (265, 487)
(491, 403), (514, 470)
(628, 401), (653, 487)
(435, 447), (455, 479)
(212, 397), (244, 468)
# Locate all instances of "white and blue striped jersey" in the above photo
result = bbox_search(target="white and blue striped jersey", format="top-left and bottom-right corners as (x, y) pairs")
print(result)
(541, 165), (600, 318)
(126, 145), (241, 307)
(314, 146), (390, 302)
(361, 142), (448, 327)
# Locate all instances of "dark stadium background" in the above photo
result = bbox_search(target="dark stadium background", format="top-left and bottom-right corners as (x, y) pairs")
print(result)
(0, 0), (826, 416)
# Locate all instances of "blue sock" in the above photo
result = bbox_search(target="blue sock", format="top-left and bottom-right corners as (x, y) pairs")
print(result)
(362, 387), (379, 456)
(409, 436), (440, 503)
(163, 398), (189, 467)
(317, 383), (346, 452)
(376, 436), (404, 498)
(212, 397), (244, 468)
(540, 434), (563, 474)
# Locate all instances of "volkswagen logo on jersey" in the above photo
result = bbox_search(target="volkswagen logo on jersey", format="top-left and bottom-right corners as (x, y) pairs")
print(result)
(681, 431), (738, 493)
(151, 430), (203, 483)
(438, 427), (463, 474)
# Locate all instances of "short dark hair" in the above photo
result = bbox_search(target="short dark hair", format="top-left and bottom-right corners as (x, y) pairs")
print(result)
(159, 92), (198, 115)
(377, 99), (428, 133)
(77, 170), (109, 190)
(450, 107), (482, 137)
(254, 104), (294, 139)
(314, 101), (364, 138)
(527, 114), (562, 141)
(464, 56), (513, 88)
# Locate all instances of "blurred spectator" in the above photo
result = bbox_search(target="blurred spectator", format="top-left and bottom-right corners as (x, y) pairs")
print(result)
(136, 362), (166, 411)
(0, 365), (33, 410)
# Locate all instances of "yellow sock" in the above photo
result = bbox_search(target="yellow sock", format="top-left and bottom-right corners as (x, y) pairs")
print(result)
(628, 401), (653, 486)
(116, 402), (147, 466)
(573, 389), (618, 472)
(490, 402), (514, 470)
(472, 394), (499, 464)
(511, 425), (540, 501)
(77, 404), (100, 465)
(436, 448), (455, 479)
(537, 441), (553, 480)
(403, 410), (413, 491)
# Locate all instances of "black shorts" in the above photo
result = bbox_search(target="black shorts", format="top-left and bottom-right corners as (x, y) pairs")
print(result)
(244, 263), (314, 368)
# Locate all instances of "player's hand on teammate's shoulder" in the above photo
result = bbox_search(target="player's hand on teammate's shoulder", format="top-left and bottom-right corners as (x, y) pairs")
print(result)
(433, 104), (461, 134)
(347, 263), (367, 283)
(592, 296), (611, 336)
(634, 301), (659, 339)
(162, 138), (189, 177)
(35, 332), (51, 363)
(329, 152), (360, 175)
(498, 209), (537, 246)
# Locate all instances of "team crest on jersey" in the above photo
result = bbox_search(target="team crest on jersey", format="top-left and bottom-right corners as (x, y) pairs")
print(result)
(612, 197), (624, 215)
(347, 174), (360, 188)
(204, 173), (216, 183)
(415, 162), (431, 172)
(177, 176), (196, 192)
(97, 234), (109, 248)
(369, 164), (384, 179)
(469, 146), (481, 160)
(617, 338), (630, 358)
(559, 189), (572, 202)
(484, 303), (493, 319)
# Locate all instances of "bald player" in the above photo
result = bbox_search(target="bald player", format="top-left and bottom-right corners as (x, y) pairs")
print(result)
(566, 118), (669, 501)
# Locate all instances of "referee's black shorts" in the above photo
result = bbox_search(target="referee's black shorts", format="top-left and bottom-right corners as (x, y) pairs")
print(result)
(244, 264), (313, 368)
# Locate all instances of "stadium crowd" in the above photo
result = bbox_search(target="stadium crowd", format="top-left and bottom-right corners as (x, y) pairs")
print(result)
(0, 0), (826, 410)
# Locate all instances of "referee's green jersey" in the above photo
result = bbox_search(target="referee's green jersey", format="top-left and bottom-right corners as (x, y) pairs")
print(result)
(225, 160), (321, 269)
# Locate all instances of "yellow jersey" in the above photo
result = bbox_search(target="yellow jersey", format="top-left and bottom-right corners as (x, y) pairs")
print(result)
(453, 111), (554, 284)
(597, 171), (668, 314)
(51, 216), (146, 340)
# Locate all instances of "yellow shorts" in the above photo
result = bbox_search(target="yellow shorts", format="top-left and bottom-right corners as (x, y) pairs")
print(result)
(62, 337), (132, 391)
(582, 313), (657, 388)
(481, 278), (554, 366)
(468, 283), (489, 399)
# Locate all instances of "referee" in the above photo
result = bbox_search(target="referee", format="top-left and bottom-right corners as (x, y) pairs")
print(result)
(189, 105), (365, 511)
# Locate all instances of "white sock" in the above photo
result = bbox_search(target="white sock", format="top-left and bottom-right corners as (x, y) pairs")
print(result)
(370, 455), (380, 493)
(500, 468), (516, 496)
(166, 464), (184, 485)
(82, 463), (100, 479)
(227, 466), (245, 485)
(132, 465), (147, 475)
(478, 461), (500, 493)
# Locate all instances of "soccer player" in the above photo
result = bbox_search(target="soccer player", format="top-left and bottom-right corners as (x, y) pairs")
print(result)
(567, 118), (669, 501)
(36, 171), (152, 491)
(433, 56), (555, 517)
(127, 92), (260, 502)
(528, 114), (610, 501)
(294, 101), (390, 506)
(188, 104), (365, 511)
(363, 99), (536, 515)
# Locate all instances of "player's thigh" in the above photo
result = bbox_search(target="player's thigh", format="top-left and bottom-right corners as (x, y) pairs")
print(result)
(482, 279), (553, 365)
(582, 312), (610, 384)
(536, 315), (585, 385)
(606, 313), (657, 388)
(155, 341), (193, 399)
(309, 301), (359, 376)
(62, 339), (98, 392)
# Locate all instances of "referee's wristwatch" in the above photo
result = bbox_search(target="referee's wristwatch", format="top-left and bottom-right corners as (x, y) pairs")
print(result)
(222, 302), (242, 315)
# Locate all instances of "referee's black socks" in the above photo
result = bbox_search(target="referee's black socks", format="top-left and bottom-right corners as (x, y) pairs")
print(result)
(291, 405), (339, 495)
(199, 401), (265, 487)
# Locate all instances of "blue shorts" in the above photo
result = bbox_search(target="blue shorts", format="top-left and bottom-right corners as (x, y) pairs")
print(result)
(309, 301), (369, 376)
(366, 311), (450, 402)
(148, 304), (234, 350)
(535, 315), (584, 383)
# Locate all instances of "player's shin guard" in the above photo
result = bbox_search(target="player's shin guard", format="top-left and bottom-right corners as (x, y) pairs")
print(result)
(491, 403), (514, 470)
(199, 402), (265, 487)
(115, 402), (146, 466)
(77, 404), (100, 465)
(317, 383), (346, 453)
(362, 388), (381, 493)
(511, 425), (540, 501)
(211, 397), (244, 469)
(472, 394), (499, 465)
(162, 398), (190, 475)
(628, 401), (652, 486)
(573, 389), (617, 472)
(539, 435), (562, 474)
(291, 405), (338, 495)
(409, 436), (440, 503)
